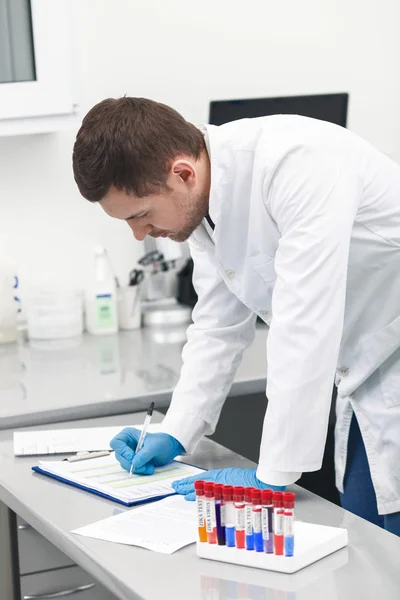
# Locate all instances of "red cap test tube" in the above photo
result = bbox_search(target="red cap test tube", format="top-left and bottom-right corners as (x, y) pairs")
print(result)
(204, 482), (217, 544)
(283, 492), (296, 557)
(251, 489), (263, 552)
(214, 484), (226, 545)
(233, 486), (245, 549)
(194, 480), (207, 543)
(222, 485), (236, 547)
(273, 491), (284, 555)
(261, 489), (274, 554)
(244, 488), (255, 550)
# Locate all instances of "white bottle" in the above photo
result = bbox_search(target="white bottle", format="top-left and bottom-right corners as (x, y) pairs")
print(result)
(85, 247), (119, 335)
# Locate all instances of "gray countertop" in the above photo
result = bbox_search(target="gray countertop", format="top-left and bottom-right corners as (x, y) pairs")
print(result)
(0, 326), (268, 430)
(0, 411), (399, 600)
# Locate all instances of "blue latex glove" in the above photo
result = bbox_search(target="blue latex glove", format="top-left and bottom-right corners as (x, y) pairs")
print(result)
(110, 427), (185, 475)
(172, 468), (286, 501)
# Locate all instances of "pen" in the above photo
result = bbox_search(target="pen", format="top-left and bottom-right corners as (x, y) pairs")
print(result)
(130, 402), (155, 476)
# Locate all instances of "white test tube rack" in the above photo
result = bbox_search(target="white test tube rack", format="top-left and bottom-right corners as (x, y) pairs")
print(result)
(196, 521), (348, 574)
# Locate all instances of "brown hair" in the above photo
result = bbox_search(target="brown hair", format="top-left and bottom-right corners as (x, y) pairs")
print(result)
(72, 97), (205, 201)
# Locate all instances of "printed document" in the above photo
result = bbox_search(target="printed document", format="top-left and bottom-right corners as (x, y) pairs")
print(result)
(73, 495), (197, 553)
(14, 424), (159, 456)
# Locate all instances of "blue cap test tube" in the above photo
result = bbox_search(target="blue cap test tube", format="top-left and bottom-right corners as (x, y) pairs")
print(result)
(222, 485), (236, 547)
(245, 488), (254, 550)
(251, 489), (264, 552)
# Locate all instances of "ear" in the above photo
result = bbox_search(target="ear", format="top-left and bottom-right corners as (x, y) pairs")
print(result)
(170, 159), (197, 187)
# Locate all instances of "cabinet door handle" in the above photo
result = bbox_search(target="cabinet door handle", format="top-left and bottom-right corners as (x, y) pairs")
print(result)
(23, 582), (95, 599)
(18, 523), (32, 530)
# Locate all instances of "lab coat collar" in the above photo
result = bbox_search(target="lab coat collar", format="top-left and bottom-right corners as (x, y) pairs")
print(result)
(191, 124), (230, 251)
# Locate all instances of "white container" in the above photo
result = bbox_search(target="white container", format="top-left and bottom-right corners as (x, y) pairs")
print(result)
(0, 271), (18, 344)
(26, 288), (83, 341)
(117, 286), (141, 330)
(85, 247), (118, 335)
(197, 521), (348, 574)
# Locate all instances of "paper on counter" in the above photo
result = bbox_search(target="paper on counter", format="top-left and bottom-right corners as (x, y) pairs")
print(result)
(14, 424), (160, 456)
(72, 495), (197, 554)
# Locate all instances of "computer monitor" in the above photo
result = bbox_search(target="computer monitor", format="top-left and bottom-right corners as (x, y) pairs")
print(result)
(209, 93), (349, 128)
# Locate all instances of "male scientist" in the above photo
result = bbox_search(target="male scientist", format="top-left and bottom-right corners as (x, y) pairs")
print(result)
(73, 97), (400, 535)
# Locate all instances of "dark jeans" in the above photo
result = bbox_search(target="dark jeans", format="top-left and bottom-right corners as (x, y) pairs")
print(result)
(339, 414), (400, 536)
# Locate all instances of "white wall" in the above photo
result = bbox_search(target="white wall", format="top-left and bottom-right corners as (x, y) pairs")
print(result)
(0, 0), (399, 291)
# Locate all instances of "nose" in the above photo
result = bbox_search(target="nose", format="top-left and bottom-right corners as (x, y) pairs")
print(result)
(127, 221), (151, 241)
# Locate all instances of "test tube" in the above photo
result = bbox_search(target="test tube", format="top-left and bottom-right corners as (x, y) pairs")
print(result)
(204, 482), (217, 544)
(273, 491), (284, 555)
(194, 480), (207, 543)
(283, 492), (296, 557)
(261, 489), (274, 553)
(222, 485), (236, 547)
(251, 489), (263, 552)
(214, 484), (226, 545)
(244, 487), (254, 550)
(233, 486), (245, 549)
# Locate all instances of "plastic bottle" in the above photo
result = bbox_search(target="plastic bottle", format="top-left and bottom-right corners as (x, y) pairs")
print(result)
(251, 489), (264, 552)
(194, 480), (207, 542)
(214, 484), (226, 545)
(204, 482), (217, 544)
(85, 247), (118, 335)
(244, 487), (255, 550)
(233, 486), (245, 549)
(222, 485), (236, 547)
(273, 491), (284, 555)
(283, 492), (296, 556)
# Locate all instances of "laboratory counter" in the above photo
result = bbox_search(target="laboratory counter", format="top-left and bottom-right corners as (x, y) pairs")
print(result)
(0, 411), (399, 600)
(0, 326), (268, 431)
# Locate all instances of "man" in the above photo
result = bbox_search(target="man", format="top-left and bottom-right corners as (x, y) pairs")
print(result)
(73, 97), (400, 534)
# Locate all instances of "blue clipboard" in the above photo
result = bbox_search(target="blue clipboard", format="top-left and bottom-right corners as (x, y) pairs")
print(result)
(32, 466), (176, 507)
(32, 460), (205, 507)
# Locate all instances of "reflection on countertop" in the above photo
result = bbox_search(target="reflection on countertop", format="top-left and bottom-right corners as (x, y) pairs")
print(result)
(0, 325), (269, 429)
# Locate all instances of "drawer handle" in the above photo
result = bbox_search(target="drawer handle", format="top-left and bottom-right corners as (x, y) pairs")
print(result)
(23, 582), (95, 599)
(18, 523), (32, 530)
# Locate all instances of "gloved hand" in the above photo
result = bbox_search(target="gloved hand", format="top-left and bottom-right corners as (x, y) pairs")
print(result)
(172, 468), (286, 501)
(110, 428), (185, 475)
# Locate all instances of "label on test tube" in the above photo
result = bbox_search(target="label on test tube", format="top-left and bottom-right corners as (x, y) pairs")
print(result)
(233, 486), (245, 549)
(204, 482), (217, 544)
(284, 511), (294, 536)
(223, 486), (236, 547)
(261, 489), (274, 554)
(214, 484), (226, 546)
(283, 492), (296, 557)
(251, 489), (263, 552)
(194, 480), (207, 543)
(262, 507), (269, 539)
(273, 491), (284, 555)
(197, 497), (204, 528)
(244, 488), (254, 551)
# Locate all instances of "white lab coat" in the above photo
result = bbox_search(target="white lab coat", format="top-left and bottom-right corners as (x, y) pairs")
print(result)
(160, 115), (400, 515)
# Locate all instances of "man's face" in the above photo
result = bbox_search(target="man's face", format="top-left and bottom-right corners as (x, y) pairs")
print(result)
(100, 158), (209, 243)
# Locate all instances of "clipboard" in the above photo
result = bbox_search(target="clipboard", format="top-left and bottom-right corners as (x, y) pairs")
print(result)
(32, 454), (204, 507)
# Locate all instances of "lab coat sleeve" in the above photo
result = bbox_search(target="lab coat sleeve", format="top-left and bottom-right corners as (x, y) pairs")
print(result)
(256, 145), (360, 485)
(160, 238), (257, 454)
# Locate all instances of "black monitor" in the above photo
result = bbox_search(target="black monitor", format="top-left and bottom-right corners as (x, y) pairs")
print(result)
(209, 93), (349, 128)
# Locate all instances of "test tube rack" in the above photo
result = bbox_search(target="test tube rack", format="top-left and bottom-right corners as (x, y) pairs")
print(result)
(196, 521), (348, 574)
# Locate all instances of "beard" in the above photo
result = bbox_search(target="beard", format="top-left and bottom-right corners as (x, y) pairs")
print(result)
(169, 192), (209, 242)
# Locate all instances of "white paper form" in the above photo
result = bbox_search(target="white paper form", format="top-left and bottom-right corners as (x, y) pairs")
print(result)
(36, 454), (203, 504)
(14, 424), (160, 456)
(73, 495), (197, 554)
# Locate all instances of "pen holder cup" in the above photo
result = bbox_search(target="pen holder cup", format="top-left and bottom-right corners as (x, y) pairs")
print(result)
(118, 286), (141, 330)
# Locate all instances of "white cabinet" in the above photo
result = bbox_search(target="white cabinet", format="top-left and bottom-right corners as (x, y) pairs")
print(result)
(20, 565), (118, 600)
(0, 0), (79, 136)
(17, 518), (74, 575)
